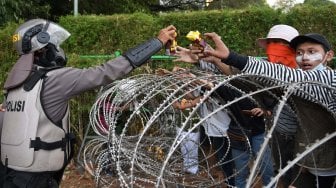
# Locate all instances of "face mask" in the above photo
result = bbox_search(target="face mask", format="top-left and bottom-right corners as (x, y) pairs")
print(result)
(312, 63), (326, 71)
(266, 43), (297, 68)
(34, 44), (67, 67)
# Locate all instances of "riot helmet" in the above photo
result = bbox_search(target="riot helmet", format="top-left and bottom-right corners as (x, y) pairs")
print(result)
(13, 19), (70, 55)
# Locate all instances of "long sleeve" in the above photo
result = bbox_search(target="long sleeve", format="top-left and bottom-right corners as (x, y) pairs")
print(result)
(41, 56), (134, 123)
(222, 52), (336, 112)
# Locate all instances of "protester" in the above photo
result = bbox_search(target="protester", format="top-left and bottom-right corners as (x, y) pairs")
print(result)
(171, 51), (236, 186)
(157, 66), (202, 175)
(257, 24), (299, 68)
(201, 32), (336, 188)
(0, 18), (176, 187)
(257, 24), (300, 187)
(287, 33), (336, 188)
(174, 46), (274, 187)
(214, 82), (274, 188)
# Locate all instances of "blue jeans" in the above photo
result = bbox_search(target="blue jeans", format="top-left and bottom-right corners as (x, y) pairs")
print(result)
(232, 133), (274, 188)
(210, 136), (235, 186)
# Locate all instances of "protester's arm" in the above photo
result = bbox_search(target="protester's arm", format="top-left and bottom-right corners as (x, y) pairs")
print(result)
(173, 89), (203, 110)
(173, 96), (203, 110)
(206, 57), (236, 75)
(174, 46), (235, 75)
(173, 46), (199, 64)
(202, 32), (336, 85)
(249, 108), (272, 117)
(201, 32), (336, 114)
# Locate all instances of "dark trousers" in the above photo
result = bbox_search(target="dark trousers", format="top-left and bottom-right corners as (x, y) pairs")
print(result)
(210, 136), (235, 186)
(291, 165), (336, 188)
(0, 161), (6, 186)
(272, 130), (295, 187)
(0, 162), (64, 188)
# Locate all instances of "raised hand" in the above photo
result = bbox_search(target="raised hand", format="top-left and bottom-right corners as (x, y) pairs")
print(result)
(244, 108), (272, 117)
(157, 25), (177, 45)
(173, 46), (199, 64)
(187, 42), (221, 65)
(202, 32), (230, 60)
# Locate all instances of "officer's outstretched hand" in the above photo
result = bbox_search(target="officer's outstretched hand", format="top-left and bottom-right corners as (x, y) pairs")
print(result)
(157, 25), (177, 45)
(202, 32), (230, 60)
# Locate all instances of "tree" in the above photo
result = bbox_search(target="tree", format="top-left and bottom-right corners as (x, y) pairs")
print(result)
(272, 0), (296, 11)
(272, 0), (335, 12)
(78, 0), (153, 14)
(0, 0), (50, 26)
(0, 0), (156, 26)
(206, 0), (267, 9)
(0, 0), (274, 27)
(304, 0), (335, 6)
(153, 0), (206, 11)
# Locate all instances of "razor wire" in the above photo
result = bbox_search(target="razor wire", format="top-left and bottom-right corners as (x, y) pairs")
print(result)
(79, 68), (336, 188)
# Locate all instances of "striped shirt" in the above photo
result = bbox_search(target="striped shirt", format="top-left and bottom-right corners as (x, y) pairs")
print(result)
(224, 52), (336, 113)
(198, 60), (221, 74)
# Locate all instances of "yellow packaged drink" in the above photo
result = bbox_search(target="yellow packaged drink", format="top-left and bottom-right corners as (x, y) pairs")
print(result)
(186, 30), (207, 50)
(165, 32), (177, 55)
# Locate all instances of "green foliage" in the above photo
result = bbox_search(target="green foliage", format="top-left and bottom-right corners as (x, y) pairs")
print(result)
(206, 0), (267, 9)
(0, 0), (154, 25)
(285, 4), (336, 46)
(273, 0), (297, 10)
(60, 14), (156, 54)
(1, 5), (336, 94)
(0, 0), (51, 26)
(0, 22), (18, 89)
(79, 0), (151, 14)
(156, 7), (279, 55)
(304, 0), (335, 6)
(1, 5), (336, 147)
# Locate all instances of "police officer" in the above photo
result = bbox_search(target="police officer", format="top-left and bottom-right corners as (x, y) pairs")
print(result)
(0, 19), (176, 187)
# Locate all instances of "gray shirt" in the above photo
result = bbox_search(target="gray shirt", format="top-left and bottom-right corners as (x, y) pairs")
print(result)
(42, 56), (133, 123)
(0, 56), (133, 126)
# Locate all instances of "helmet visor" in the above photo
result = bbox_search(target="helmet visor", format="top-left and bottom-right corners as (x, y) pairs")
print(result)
(30, 22), (71, 52)
(46, 22), (71, 48)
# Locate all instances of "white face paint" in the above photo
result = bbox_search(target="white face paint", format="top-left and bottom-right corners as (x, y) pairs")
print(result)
(296, 53), (323, 63)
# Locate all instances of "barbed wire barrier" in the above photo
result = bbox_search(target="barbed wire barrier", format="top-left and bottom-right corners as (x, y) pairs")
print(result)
(80, 68), (336, 188)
